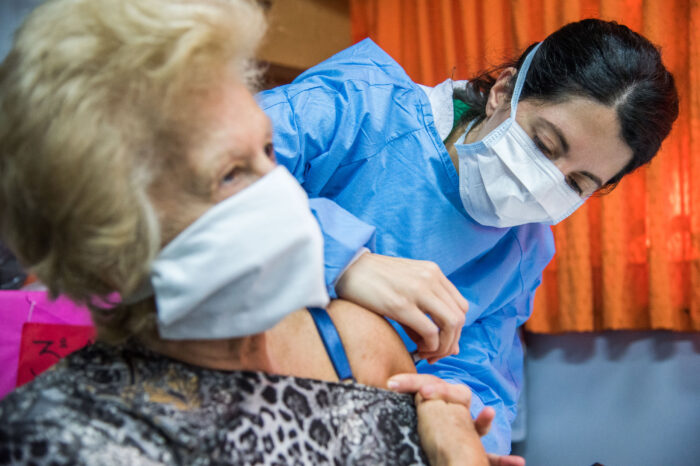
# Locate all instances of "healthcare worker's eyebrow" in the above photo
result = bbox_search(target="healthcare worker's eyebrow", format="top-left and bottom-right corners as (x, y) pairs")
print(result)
(582, 170), (603, 189)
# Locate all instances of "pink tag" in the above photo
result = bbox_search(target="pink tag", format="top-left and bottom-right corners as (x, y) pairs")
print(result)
(16, 322), (95, 387)
(0, 291), (94, 399)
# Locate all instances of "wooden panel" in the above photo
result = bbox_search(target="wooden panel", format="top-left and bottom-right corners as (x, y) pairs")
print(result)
(258, 0), (351, 70)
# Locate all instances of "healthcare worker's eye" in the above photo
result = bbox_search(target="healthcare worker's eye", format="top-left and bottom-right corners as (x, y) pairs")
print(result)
(566, 176), (583, 195)
(533, 135), (553, 159)
(264, 142), (275, 159)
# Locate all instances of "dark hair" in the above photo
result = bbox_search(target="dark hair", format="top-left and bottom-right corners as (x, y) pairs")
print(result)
(455, 19), (679, 189)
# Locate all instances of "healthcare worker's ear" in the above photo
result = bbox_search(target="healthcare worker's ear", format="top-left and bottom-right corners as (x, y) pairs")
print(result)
(484, 67), (517, 118)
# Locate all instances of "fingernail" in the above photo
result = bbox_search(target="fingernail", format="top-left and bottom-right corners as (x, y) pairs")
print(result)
(387, 379), (400, 390)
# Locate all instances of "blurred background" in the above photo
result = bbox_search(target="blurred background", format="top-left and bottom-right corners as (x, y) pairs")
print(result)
(1, 1), (698, 465)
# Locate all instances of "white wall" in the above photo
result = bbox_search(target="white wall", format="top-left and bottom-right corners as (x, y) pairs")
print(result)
(514, 331), (700, 466)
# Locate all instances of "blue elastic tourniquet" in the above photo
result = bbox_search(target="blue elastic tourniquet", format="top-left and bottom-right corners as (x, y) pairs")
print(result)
(308, 307), (355, 382)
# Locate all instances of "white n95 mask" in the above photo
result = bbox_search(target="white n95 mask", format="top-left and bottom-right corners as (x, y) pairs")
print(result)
(148, 166), (329, 340)
(455, 43), (584, 228)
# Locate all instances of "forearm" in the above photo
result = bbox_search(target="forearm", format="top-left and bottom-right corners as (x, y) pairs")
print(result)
(414, 309), (527, 454)
(417, 399), (488, 466)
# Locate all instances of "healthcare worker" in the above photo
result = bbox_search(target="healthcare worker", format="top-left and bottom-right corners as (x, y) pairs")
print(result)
(257, 19), (678, 453)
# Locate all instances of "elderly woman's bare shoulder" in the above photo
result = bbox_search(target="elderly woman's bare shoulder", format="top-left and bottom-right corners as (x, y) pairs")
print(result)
(268, 300), (415, 387)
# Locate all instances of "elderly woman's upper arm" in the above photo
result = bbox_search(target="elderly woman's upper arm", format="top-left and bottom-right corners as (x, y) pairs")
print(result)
(327, 299), (415, 387)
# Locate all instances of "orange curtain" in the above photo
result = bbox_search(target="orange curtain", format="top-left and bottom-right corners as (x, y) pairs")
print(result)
(350, 0), (700, 333)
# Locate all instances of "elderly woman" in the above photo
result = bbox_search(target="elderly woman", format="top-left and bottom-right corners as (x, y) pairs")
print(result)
(0, 0), (508, 465)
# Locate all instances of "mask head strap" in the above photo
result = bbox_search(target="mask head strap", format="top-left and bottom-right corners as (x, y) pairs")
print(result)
(510, 42), (542, 118)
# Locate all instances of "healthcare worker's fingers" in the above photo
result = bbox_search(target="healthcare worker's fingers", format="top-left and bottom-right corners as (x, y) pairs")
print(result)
(419, 382), (472, 409)
(387, 373), (472, 409)
(420, 272), (468, 360)
(487, 453), (526, 466)
(476, 408), (526, 466)
(336, 253), (467, 360)
(387, 373), (443, 392)
(439, 271), (470, 319)
(474, 406), (495, 436)
(435, 282), (467, 354)
(413, 291), (464, 360)
(440, 281), (467, 357)
(403, 307), (441, 353)
(404, 327), (441, 360)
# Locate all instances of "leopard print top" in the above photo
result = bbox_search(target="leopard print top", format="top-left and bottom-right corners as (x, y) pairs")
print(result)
(0, 342), (427, 465)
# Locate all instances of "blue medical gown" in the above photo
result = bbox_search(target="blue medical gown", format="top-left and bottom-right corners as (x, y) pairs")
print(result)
(257, 39), (555, 454)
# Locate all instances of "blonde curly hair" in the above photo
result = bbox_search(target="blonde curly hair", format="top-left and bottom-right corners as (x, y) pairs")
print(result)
(0, 0), (266, 342)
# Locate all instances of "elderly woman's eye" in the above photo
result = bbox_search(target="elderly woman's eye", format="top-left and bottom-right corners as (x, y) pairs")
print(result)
(221, 168), (236, 185)
(264, 142), (274, 158)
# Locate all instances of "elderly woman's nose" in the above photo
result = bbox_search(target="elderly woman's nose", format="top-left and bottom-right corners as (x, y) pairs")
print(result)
(254, 149), (276, 175)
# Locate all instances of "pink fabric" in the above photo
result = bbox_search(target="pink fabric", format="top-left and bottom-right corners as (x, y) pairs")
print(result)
(0, 291), (93, 399)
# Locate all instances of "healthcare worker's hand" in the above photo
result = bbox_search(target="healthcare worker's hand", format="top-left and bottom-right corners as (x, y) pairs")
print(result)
(335, 252), (468, 363)
(388, 373), (526, 466)
(416, 394), (488, 466)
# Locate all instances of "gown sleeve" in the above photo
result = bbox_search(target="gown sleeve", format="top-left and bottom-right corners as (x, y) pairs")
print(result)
(414, 290), (535, 455)
(257, 84), (376, 298)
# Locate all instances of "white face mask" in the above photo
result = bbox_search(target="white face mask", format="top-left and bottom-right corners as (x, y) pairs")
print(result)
(143, 166), (329, 340)
(455, 43), (584, 228)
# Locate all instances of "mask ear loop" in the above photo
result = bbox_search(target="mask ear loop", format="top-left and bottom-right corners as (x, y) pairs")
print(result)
(509, 42), (542, 120)
(457, 119), (479, 145)
(458, 43), (541, 148)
